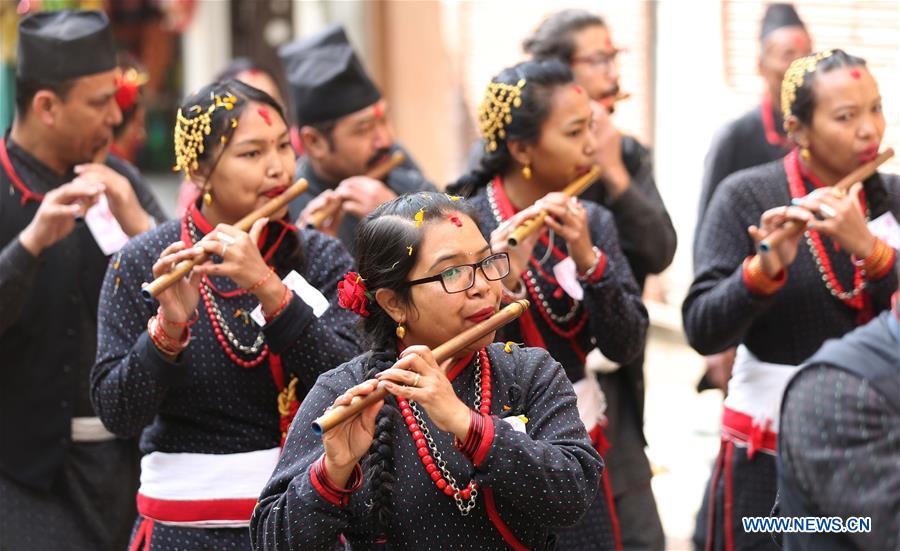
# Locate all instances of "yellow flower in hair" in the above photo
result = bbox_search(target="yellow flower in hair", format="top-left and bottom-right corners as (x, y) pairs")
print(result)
(414, 208), (425, 228)
(407, 245), (413, 256)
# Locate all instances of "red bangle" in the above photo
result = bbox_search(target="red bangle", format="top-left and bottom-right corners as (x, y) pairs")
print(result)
(147, 315), (190, 356)
(152, 315), (190, 351)
(310, 455), (362, 507)
(156, 307), (199, 328)
(742, 255), (787, 296)
(853, 238), (895, 280)
(454, 410), (484, 460)
(263, 284), (292, 322)
(247, 267), (275, 293)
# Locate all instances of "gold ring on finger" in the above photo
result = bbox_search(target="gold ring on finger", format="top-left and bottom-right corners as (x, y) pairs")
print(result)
(412, 373), (421, 387)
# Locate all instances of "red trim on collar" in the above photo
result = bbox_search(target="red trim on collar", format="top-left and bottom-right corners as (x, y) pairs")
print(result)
(490, 176), (518, 220)
(394, 344), (474, 383)
(0, 137), (45, 206)
(185, 202), (215, 237)
(793, 149), (829, 189)
(760, 93), (790, 149)
(445, 351), (476, 382)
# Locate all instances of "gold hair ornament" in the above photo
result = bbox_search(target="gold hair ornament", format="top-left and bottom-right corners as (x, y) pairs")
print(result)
(781, 50), (834, 121)
(478, 78), (527, 152)
(173, 93), (239, 176)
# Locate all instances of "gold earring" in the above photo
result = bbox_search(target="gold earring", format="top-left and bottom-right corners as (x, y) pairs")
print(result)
(203, 190), (213, 206)
(800, 147), (811, 161)
(522, 164), (532, 180)
(395, 323), (406, 339)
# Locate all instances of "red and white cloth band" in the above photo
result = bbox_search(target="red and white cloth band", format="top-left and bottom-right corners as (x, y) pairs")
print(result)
(136, 448), (280, 528)
(721, 345), (799, 456)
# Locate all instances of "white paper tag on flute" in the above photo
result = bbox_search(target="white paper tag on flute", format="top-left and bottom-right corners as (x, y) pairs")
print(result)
(250, 270), (329, 326)
(552, 256), (584, 301)
(84, 195), (129, 255)
(868, 212), (900, 250)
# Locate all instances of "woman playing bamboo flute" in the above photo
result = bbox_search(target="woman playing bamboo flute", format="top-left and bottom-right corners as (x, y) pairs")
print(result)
(251, 192), (603, 550)
(450, 59), (650, 550)
(91, 80), (363, 550)
(684, 50), (900, 551)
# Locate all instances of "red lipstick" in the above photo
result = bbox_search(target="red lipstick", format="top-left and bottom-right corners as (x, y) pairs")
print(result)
(262, 186), (287, 198)
(858, 145), (879, 163)
(466, 307), (495, 323)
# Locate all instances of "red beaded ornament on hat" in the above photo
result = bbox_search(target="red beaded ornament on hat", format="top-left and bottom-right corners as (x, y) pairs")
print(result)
(396, 348), (491, 515)
(785, 148), (872, 320)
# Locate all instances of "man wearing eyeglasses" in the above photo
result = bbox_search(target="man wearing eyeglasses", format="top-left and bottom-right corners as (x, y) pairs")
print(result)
(523, 9), (672, 551)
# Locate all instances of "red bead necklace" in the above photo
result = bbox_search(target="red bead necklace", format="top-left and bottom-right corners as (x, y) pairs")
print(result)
(784, 149), (868, 310)
(396, 348), (491, 514)
(199, 282), (270, 368)
(183, 209), (271, 368)
(488, 177), (588, 336)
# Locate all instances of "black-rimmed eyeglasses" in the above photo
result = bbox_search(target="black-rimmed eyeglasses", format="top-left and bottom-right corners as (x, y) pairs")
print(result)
(406, 252), (510, 294)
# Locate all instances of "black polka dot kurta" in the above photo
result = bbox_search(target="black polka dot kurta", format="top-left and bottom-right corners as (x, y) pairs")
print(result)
(251, 344), (603, 550)
(91, 217), (364, 549)
(778, 311), (900, 551)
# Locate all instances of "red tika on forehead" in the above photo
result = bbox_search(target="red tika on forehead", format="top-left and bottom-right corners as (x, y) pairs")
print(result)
(850, 69), (861, 79)
(572, 84), (584, 94)
(373, 104), (384, 120)
(257, 107), (272, 126)
(604, 37), (613, 49)
(449, 214), (462, 227)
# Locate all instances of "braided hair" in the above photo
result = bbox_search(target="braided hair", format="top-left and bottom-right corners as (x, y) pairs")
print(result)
(175, 79), (306, 276)
(351, 192), (479, 534)
(447, 60), (574, 197)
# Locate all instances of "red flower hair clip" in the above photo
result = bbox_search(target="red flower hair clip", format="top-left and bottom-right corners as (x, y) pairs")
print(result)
(115, 68), (149, 112)
(337, 272), (372, 317)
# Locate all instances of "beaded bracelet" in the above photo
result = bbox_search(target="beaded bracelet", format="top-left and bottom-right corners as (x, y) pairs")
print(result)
(247, 267), (275, 293)
(502, 278), (527, 301)
(263, 284), (292, 322)
(577, 246), (604, 281)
